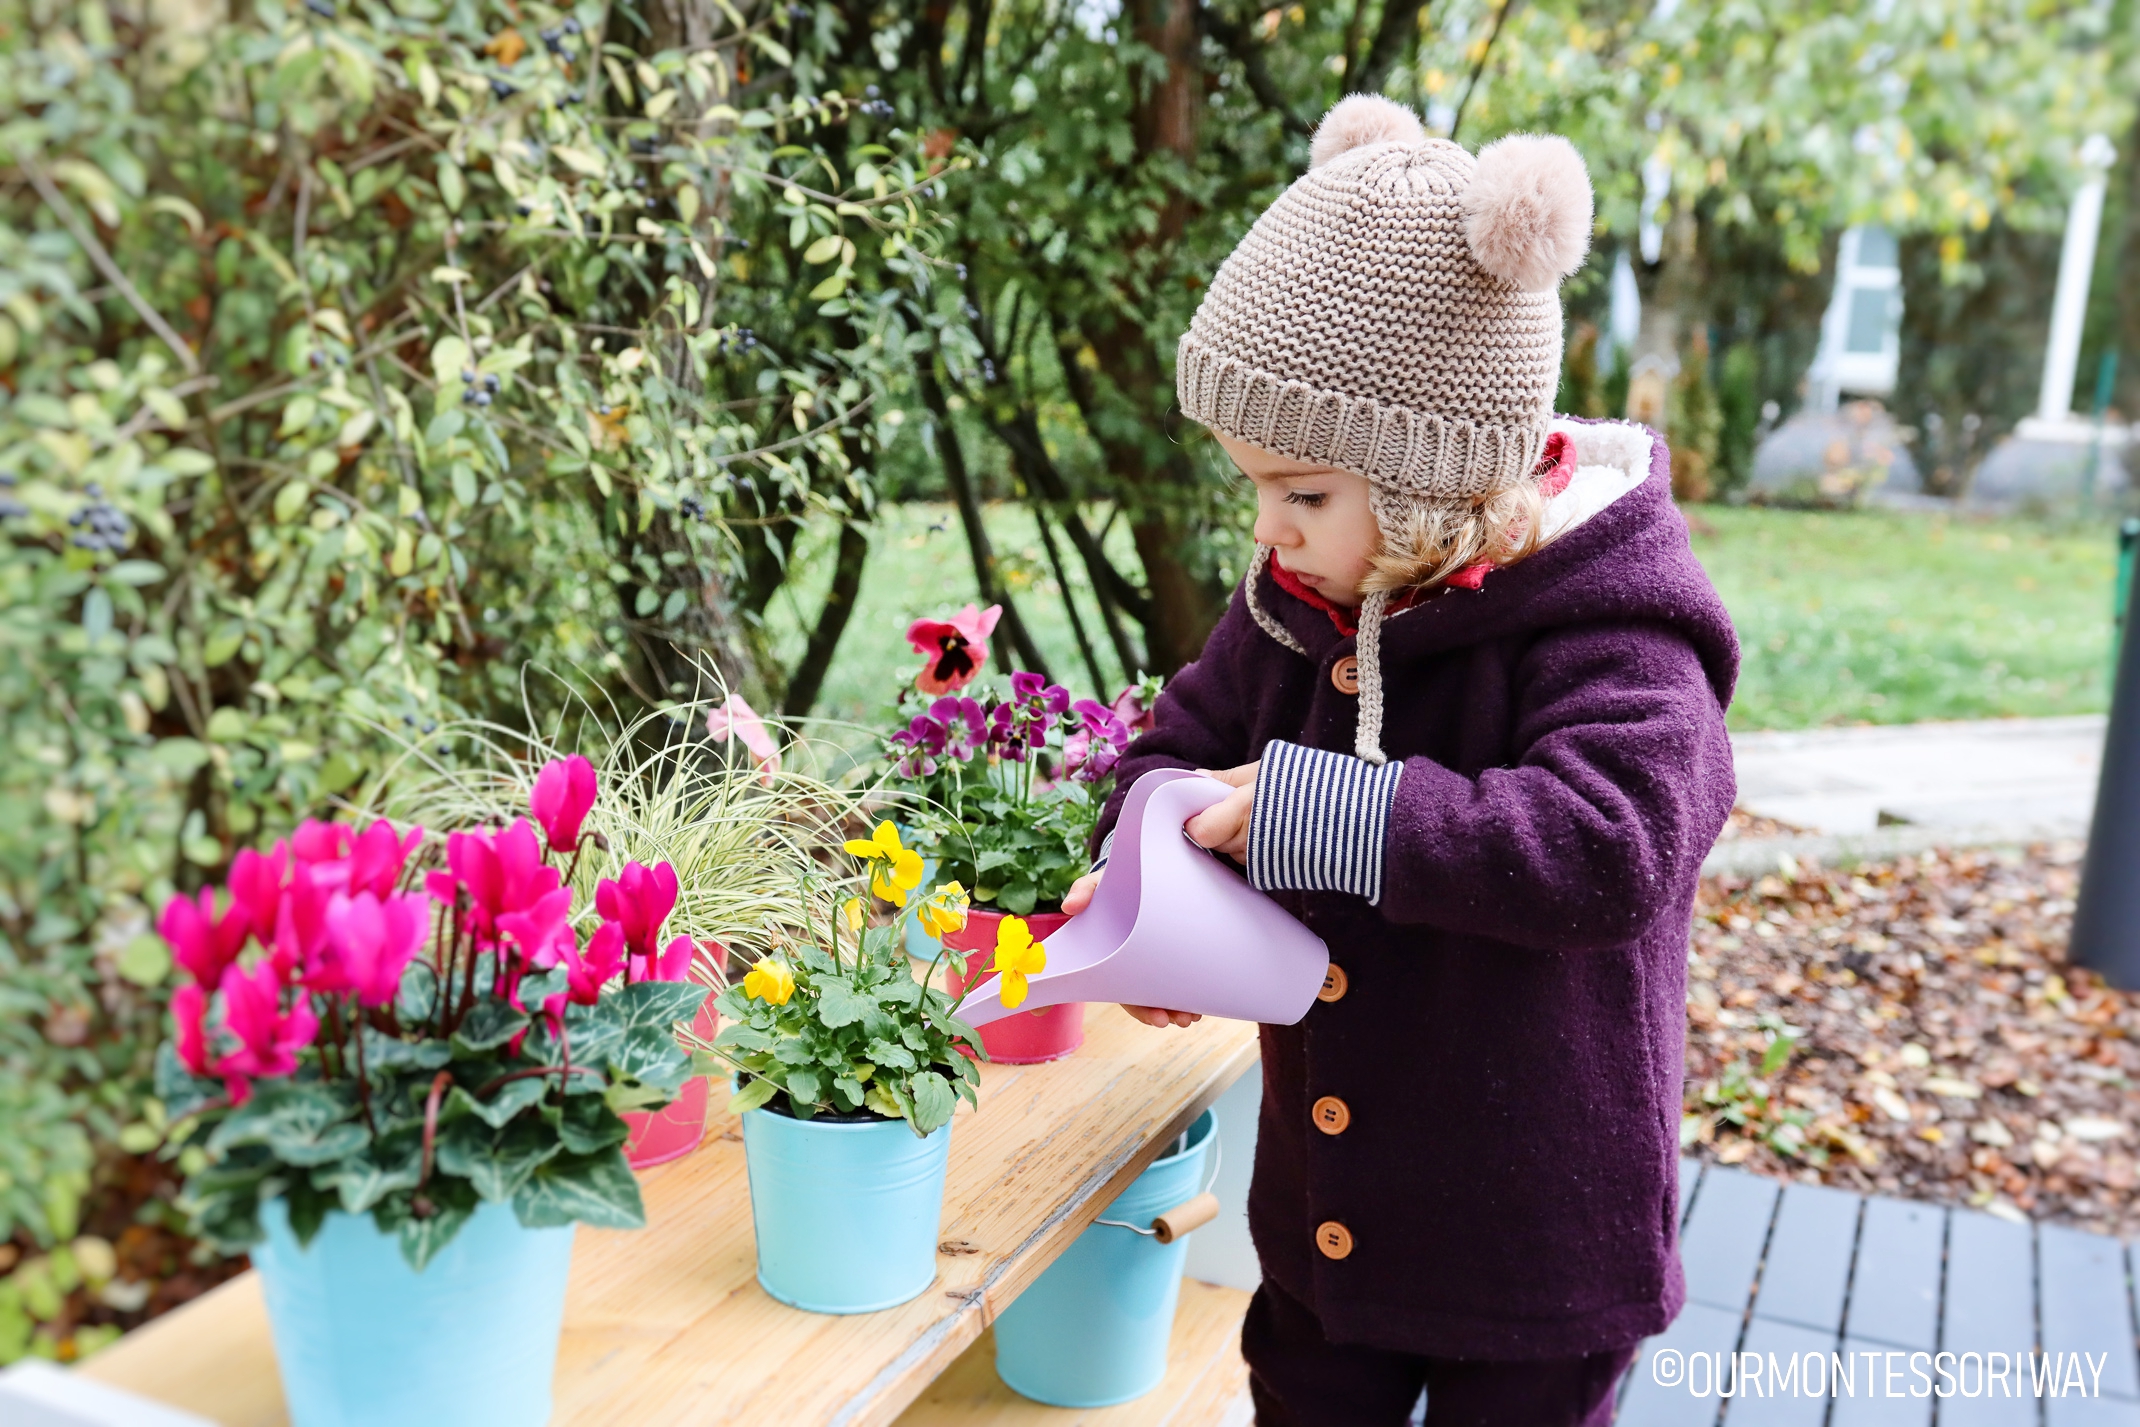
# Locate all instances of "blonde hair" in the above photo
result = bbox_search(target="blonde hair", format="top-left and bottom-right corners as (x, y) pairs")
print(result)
(1362, 476), (1553, 597)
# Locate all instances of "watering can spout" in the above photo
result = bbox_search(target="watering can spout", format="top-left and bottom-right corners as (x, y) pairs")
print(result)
(950, 769), (1329, 1030)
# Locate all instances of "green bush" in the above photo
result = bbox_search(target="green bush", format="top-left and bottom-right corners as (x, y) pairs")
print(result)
(1, 0), (956, 1356)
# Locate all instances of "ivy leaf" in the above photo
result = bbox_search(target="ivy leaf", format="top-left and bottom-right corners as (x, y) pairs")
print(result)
(359, 1028), (454, 1074)
(315, 1145), (422, 1215)
(513, 1148), (644, 1230)
(436, 1118), (562, 1202)
(395, 1197), (475, 1271)
(550, 1093), (629, 1155)
(453, 998), (529, 1054)
(447, 1076), (549, 1130)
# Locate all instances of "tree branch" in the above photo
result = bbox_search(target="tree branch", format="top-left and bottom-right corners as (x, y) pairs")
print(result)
(18, 153), (201, 375)
(1357, 0), (1432, 94)
(1030, 501), (1110, 695)
(1448, 0), (1520, 143)
(1196, 4), (1313, 138)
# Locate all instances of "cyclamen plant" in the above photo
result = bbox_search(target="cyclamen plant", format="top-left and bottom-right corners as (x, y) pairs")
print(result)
(884, 610), (1161, 914)
(154, 757), (708, 1268)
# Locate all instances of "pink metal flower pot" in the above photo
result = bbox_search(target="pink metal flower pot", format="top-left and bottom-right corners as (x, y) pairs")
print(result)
(944, 910), (1085, 1064)
(625, 997), (720, 1169)
(957, 770), (1329, 1029)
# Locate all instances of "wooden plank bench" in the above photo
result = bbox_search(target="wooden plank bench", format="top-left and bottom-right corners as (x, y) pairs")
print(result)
(79, 1012), (1260, 1427)
(1616, 1162), (2140, 1427)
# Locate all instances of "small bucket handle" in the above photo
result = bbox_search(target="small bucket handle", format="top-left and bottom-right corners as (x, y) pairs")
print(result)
(1094, 1124), (1222, 1242)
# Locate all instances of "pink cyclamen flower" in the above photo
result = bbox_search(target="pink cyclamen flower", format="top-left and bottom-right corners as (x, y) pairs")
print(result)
(530, 755), (598, 855)
(289, 819), (352, 867)
(343, 820), (423, 900)
(707, 696), (780, 784)
(634, 933), (696, 985)
(542, 920), (626, 1028)
(594, 861), (679, 962)
(431, 820), (562, 940)
(158, 888), (251, 989)
(272, 870), (334, 980)
(496, 886), (576, 969)
(323, 890), (432, 1007)
(215, 958), (318, 1099)
(226, 844), (289, 948)
(906, 603), (1002, 695)
(171, 981), (212, 1077)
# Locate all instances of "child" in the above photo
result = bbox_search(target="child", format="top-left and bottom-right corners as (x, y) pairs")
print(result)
(1062, 96), (1738, 1426)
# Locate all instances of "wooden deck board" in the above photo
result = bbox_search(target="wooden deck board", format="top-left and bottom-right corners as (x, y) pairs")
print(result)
(1726, 1317), (1837, 1427)
(2039, 1224), (2140, 1402)
(1827, 1341), (1935, 1427)
(891, 1278), (1251, 1427)
(1613, 1301), (1740, 1427)
(1749, 1182), (1861, 1335)
(1839, 1198), (1945, 1352)
(1678, 1166), (1780, 1314)
(82, 1013), (1259, 1427)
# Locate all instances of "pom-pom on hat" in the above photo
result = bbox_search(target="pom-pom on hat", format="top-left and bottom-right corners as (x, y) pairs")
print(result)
(1177, 95), (1594, 762)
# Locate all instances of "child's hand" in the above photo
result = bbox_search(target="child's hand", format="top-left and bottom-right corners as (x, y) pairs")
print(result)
(1121, 1005), (1202, 1028)
(1184, 762), (1258, 863)
(1062, 870), (1103, 915)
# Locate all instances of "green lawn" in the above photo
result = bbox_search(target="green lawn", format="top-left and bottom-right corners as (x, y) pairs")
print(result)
(1688, 507), (2116, 730)
(769, 502), (2121, 736)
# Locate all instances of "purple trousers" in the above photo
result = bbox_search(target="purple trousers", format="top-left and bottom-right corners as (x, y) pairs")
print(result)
(1243, 1279), (1637, 1427)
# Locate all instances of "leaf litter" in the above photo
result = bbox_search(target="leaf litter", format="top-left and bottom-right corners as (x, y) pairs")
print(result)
(1683, 837), (2139, 1237)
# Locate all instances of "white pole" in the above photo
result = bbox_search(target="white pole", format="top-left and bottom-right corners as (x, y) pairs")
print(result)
(2036, 134), (2117, 427)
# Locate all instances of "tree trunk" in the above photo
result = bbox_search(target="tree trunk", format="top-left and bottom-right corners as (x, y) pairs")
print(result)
(1062, 0), (1229, 675)
(781, 519), (870, 716)
(917, 364), (1054, 679)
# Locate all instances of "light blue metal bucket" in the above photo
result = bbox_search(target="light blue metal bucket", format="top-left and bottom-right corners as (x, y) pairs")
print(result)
(902, 843), (942, 960)
(993, 1109), (1218, 1407)
(252, 1197), (575, 1427)
(742, 1103), (953, 1313)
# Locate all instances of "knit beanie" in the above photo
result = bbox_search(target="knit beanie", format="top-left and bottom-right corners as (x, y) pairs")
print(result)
(1176, 94), (1594, 763)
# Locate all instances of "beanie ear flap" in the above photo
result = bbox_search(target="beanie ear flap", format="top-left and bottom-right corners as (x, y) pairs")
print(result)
(1311, 94), (1427, 169)
(1462, 133), (1594, 292)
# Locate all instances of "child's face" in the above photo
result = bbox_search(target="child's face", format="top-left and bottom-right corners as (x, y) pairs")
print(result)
(1219, 433), (1379, 608)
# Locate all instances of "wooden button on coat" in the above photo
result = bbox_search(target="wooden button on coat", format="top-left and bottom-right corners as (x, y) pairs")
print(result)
(1315, 1221), (1354, 1259)
(1330, 656), (1360, 695)
(1317, 965), (1348, 1002)
(1311, 1096), (1351, 1135)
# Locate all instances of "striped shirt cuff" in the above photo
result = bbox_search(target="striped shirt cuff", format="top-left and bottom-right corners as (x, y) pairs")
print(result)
(1247, 741), (1404, 905)
(1091, 829), (1116, 872)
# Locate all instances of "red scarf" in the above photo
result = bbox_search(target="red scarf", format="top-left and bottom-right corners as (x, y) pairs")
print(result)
(1267, 432), (1576, 633)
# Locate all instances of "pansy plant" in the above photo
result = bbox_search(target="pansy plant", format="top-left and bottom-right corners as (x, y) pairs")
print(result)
(880, 618), (1162, 915)
(712, 830), (1004, 1136)
(152, 758), (710, 1269)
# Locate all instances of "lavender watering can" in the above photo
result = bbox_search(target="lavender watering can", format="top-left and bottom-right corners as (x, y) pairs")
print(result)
(956, 769), (1329, 1028)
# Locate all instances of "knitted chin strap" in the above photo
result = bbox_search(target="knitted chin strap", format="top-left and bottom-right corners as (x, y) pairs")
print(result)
(1246, 545), (1391, 765)
(1352, 588), (1391, 765)
(1244, 544), (1308, 656)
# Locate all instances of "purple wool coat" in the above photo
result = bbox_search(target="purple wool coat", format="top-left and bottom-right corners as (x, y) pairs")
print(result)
(1094, 421), (1738, 1362)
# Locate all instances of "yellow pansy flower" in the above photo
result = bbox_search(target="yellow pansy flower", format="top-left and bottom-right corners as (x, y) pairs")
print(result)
(992, 915), (1047, 1009)
(843, 820), (926, 907)
(916, 881), (970, 941)
(840, 896), (866, 933)
(742, 956), (795, 1005)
